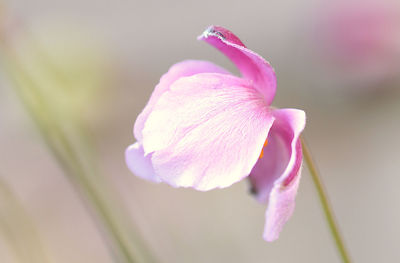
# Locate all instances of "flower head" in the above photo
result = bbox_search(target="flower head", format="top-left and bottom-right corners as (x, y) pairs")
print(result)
(126, 26), (306, 241)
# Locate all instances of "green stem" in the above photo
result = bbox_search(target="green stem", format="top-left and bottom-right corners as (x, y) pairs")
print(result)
(0, 177), (51, 263)
(301, 139), (352, 263)
(6, 57), (135, 263)
(0, 37), (155, 263)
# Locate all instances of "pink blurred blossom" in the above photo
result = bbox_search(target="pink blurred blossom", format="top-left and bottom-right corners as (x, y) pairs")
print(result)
(315, 0), (400, 89)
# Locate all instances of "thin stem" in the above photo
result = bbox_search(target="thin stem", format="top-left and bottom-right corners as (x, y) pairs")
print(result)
(4, 56), (141, 263)
(301, 139), (352, 263)
(0, 176), (51, 263)
(0, 37), (155, 263)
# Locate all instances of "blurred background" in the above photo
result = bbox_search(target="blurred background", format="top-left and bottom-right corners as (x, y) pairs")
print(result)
(1, 0), (400, 262)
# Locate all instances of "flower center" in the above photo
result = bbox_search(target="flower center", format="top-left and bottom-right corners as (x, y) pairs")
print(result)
(259, 139), (269, 159)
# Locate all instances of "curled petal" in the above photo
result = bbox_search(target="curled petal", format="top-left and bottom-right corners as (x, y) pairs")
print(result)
(134, 60), (230, 142)
(199, 25), (276, 105)
(249, 108), (306, 241)
(142, 73), (274, 191)
(125, 142), (161, 183)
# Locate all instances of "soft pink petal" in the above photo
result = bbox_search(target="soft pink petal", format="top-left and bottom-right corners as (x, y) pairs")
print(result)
(198, 25), (276, 105)
(263, 167), (301, 242)
(125, 142), (161, 183)
(249, 108), (306, 241)
(134, 60), (230, 142)
(142, 72), (274, 191)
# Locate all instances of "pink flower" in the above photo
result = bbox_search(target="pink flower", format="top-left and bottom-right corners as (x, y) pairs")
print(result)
(314, 0), (400, 90)
(126, 26), (306, 241)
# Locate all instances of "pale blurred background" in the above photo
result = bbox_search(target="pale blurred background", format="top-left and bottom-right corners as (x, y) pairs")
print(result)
(1, 0), (400, 262)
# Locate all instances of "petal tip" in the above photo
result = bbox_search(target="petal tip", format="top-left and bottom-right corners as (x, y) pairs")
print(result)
(198, 25), (225, 41)
(263, 233), (278, 242)
(125, 142), (162, 183)
(198, 25), (276, 104)
(198, 25), (246, 47)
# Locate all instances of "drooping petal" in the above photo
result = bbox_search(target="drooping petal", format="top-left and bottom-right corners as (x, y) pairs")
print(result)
(198, 26), (276, 105)
(263, 166), (301, 242)
(125, 142), (161, 183)
(142, 72), (275, 191)
(134, 60), (230, 142)
(249, 108), (306, 241)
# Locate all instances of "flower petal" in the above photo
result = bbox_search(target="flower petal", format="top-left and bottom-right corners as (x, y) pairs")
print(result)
(198, 26), (276, 105)
(142, 72), (274, 191)
(125, 142), (161, 183)
(263, 166), (301, 242)
(134, 60), (230, 142)
(249, 108), (306, 241)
